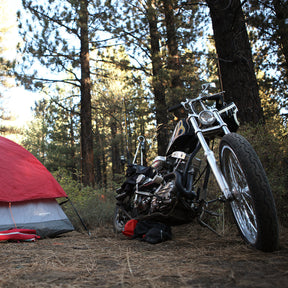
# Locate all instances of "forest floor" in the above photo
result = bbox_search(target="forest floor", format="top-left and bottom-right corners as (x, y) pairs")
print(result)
(0, 223), (287, 288)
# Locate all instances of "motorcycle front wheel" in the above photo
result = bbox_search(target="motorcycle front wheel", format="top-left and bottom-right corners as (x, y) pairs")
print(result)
(219, 133), (279, 252)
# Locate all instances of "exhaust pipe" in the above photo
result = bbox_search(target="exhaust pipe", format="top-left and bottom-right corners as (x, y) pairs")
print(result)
(174, 171), (197, 200)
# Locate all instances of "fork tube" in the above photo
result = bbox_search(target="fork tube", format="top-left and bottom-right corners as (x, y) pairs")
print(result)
(189, 117), (231, 199)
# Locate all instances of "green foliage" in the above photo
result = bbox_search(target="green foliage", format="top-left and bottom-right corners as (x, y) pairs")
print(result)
(0, 0), (18, 135)
(53, 168), (116, 231)
(22, 95), (80, 174)
(239, 121), (288, 225)
(91, 46), (155, 178)
(246, 0), (288, 113)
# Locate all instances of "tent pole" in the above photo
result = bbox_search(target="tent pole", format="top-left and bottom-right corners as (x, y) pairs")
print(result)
(61, 197), (91, 236)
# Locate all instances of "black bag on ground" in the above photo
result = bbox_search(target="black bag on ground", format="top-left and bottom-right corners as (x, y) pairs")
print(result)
(132, 220), (172, 244)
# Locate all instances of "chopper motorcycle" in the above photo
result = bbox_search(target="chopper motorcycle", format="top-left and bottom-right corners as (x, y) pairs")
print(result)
(113, 83), (279, 252)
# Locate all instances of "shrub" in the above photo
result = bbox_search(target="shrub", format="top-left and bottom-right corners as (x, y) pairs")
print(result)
(239, 122), (288, 226)
(53, 169), (116, 232)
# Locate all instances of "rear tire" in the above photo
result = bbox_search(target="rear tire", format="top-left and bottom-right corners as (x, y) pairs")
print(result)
(219, 133), (279, 252)
(113, 206), (129, 233)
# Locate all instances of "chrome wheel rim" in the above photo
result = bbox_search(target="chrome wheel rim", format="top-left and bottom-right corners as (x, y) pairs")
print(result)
(221, 145), (257, 244)
(114, 207), (127, 232)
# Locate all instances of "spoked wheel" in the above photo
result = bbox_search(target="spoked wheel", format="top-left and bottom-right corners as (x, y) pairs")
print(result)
(113, 205), (130, 233)
(219, 133), (279, 252)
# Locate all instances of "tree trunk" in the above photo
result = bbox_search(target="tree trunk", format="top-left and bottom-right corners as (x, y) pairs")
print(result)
(273, 0), (288, 74)
(206, 0), (263, 124)
(69, 107), (78, 181)
(94, 119), (102, 186)
(162, 0), (183, 106)
(100, 117), (107, 188)
(110, 117), (121, 180)
(79, 0), (95, 186)
(147, 0), (168, 155)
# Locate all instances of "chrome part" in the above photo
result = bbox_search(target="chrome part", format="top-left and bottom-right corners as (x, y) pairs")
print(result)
(201, 82), (216, 95)
(133, 136), (145, 165)
(199, 110), (216, 126)
(151, 174), (164, 184)
(136, 174), (146, 184)
(135, 191), (154, 197)
(221, 145), (257, 244)
(219, 102), (240, 127)
(189, 117), (232, 199)
(171, 151), (187, 160)
(151, 156), (166, 170)
(150, 180), (176, 213)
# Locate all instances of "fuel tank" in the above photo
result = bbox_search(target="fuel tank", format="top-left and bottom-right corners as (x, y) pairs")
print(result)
(166, 118), (198, 156)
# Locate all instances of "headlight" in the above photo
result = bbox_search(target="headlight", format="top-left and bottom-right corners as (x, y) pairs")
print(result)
(199, 110), (216, 126)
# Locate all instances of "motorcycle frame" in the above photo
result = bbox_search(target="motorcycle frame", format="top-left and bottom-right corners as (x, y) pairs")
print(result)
(133, 136), (145, 165)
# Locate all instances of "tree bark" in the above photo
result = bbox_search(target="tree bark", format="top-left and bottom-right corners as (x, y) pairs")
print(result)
(206, 0), (263, 124)
(79, 0), (95, 186)
(147, 0), (168, 155)
(69, 107), (77, 181)
(94, 119), (102, 186)
(162, 0), (183, 106)
(110, 117), (121, 180)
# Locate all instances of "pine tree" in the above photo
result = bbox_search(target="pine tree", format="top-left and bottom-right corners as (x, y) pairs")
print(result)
(99, 1), (206, 154)
(247, 0), (288, 114)
(206, 0), (263, 124)
(23, 93), (80, 177)
(19, 0), (98, 186)
(162, 0), (184, 106)
(91, 46), (152, 181)
(146, 0), (169, 155)
(22, 99), (49, 163)
(79, 0), (95, 187)
(273, 0), (288, 75)
(0, 0), (18, 134)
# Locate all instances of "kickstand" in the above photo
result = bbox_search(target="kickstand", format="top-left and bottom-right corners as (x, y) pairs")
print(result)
(197, 207), (223, 237)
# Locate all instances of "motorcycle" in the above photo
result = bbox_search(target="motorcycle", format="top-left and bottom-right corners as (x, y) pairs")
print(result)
(113, 83), (279, 252)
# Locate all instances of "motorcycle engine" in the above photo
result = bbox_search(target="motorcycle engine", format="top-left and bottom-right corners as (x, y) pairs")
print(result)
(134, 170), (177, 214)
(150, 178), (177, 213)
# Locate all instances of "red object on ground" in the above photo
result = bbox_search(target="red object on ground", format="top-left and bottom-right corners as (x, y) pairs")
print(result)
(0, 228), (41, 242)
(122, 219), (138, 237)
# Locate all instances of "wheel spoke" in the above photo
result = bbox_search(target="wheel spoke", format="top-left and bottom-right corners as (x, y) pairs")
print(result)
(221, 145), (258, 244)
(240, 191), (257, 229)
(220, 133), (279, 251)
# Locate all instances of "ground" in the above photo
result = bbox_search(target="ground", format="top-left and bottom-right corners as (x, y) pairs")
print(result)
(1, 224), (287, 288)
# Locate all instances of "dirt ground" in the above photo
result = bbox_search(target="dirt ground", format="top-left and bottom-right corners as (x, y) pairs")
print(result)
(0, 224), (287, 288)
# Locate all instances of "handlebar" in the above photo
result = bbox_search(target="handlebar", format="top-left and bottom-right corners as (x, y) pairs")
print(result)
(201, 92), (224, 102)
(168, 103), (183, 113)
(168, 91), (225, 113)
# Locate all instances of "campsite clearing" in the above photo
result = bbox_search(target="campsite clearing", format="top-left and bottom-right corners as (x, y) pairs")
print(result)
(0, 224), (287, 287)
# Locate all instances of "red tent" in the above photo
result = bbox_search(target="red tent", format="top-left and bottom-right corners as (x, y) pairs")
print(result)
(0, 136), (73, 238)
(0, 136), (67, 201)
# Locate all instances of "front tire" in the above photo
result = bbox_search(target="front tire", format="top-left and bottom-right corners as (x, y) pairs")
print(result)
(219, 133), (279, 252)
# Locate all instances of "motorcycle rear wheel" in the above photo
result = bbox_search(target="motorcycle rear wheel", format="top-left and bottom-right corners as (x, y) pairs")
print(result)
(219, 133), (279, 252)
(113, 206), (129, 233)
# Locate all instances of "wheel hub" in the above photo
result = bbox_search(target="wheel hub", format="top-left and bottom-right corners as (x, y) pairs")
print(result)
(231, 186), (241, 201)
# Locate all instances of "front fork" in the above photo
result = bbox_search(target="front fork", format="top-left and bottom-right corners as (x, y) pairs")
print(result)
(190, 117), (232, 200)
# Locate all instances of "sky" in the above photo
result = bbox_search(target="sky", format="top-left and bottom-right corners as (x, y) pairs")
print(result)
(3, 86), (40, 125)
(1, 0), (40, 129)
